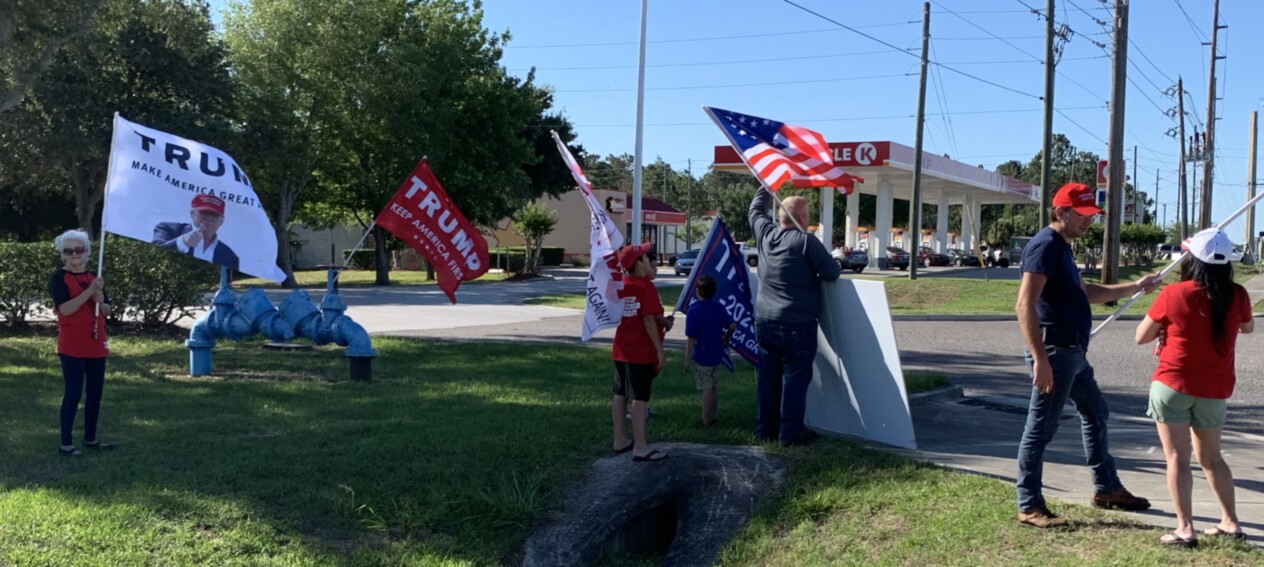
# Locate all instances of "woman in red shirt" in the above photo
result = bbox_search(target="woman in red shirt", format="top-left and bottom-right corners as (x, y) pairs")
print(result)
(48, 229), (113, 457)
(1135, 228), (1253, 547)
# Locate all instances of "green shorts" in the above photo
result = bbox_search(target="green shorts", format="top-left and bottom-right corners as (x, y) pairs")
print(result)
(1146, 381), (1227, 429)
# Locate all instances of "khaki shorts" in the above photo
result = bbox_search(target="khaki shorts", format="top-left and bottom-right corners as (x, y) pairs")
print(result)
(694, 365), (721, 390)
(1147, 381), (1227, 429)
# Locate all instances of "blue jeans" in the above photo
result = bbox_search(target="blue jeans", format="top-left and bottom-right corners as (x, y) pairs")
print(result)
(754, 320), (818, 443)
(60, 355), (106, 447)
(1015, 345), (1122, 511)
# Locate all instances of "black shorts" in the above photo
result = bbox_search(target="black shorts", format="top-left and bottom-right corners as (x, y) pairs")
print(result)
(613, 361), (657, 402)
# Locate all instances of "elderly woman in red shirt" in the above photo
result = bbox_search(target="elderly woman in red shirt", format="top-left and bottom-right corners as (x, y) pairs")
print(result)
(48, 229), (113, 457)
(1135, 228), (1254, 547)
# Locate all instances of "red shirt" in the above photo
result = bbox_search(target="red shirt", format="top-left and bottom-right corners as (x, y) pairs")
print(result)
(612, 276), (664, 365)
(49, 269), (109, 358)
(1146, 280), (1251, 399)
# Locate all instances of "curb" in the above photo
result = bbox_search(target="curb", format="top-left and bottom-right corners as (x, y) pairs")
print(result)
(908, 384), (964, 406)
(891, 314), (1146, 322)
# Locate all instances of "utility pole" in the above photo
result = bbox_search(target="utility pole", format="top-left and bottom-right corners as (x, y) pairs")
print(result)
(1039, 0), (1057, 227)
(1102, 0), (1128, 286)
(1177, 77), (1187, 241)
(908, 2), (930, 280)
(1249, 112), (1258, 248)
(1200, 0), (1224, 228)
(1154, 169), (1159, 225)
(686, 158), (693, 250)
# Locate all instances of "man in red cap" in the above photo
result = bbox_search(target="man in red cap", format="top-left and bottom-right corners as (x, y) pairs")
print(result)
(152, 193), (240, 271)
(1014, 182), (1160, 528)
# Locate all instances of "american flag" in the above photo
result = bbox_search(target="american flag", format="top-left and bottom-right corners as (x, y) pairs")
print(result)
(703, 106), (863, 194)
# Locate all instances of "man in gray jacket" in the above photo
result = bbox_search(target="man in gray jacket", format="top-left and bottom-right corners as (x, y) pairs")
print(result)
(749, 187), (840, 445)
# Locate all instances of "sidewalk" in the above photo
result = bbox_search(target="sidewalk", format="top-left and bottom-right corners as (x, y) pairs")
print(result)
(892, 396), (1264, 543)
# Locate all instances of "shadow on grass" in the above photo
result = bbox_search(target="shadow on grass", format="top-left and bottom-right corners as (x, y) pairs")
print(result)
(0, 336), (779, 564)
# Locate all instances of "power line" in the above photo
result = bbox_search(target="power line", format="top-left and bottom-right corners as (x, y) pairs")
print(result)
(1056, 108), (1108, 145)
(1171, 0), (1208, 42)
(505, 21), (916, 49)
(513, 49), (904, 72)
(553, 72), (911, 93)
(549, 106), (1105, 128)
(782, 0), (1043, 100)
(932, 0), (1106, 103)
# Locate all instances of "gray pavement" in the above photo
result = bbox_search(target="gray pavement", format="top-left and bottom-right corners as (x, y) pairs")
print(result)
(222, 266), (1264, 538)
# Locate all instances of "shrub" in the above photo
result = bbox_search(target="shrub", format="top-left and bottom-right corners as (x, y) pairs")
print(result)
(570, 254), (591, 267)
(488, 249), (526, 273)
(344, 249), (376, 271)
(0, 242), (54, 327)
(540, 247), (565, 266)
(104, 237), (218, 327)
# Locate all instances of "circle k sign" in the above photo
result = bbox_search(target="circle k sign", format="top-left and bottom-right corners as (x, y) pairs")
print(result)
(855, 143), (877, 166)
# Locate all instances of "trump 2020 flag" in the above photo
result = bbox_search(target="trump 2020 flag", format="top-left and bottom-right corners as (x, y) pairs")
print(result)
(674, 218), (759, 368)
(703, 106), (864, 194)
(101, 114), (285, 281)
(551, 130), (624, 341)
(374, 158), (488, 304)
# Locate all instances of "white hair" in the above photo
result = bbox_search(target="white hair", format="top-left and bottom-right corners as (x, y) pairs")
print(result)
(54, 229), (92, 255)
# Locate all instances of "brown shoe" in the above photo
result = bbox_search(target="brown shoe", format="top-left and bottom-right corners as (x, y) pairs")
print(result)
(1017, 506), (1068, 528)
(1092, 488), (1151, 511)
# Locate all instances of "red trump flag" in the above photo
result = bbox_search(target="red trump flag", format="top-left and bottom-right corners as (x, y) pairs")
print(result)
(375, 159), (488, 304)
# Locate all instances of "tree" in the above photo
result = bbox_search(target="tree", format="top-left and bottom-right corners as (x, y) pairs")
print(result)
(12, 0), (234, 233)
(0, 0), (105, 112)
(512, 201), (556, 274)
(307, 0), (556, 285)
(672, 221), (708, 249)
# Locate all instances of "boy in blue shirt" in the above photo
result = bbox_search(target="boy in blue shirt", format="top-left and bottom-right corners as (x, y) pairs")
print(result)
(684, 275), (736, 426)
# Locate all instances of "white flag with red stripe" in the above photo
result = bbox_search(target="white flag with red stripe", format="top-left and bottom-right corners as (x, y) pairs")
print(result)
(703, 106), (863, 194)
(551, 131), (625, 341)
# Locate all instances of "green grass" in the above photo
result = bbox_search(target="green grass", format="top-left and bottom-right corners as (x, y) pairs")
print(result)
(233, 269), (510, 289)
(2, 336), (1257, 565)
(904, 371), (949, 394)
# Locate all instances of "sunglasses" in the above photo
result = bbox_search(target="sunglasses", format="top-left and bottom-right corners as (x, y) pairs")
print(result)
(61, 247), (88, 255)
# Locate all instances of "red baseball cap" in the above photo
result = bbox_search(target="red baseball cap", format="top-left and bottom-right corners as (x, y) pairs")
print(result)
(191, 194), (225, 216)
(617, 242), (654, 271)
(1051, 183), (1102, 216)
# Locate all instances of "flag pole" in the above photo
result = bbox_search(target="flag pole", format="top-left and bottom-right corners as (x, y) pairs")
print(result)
(343, 223), (377, 269)
(630, 0), (648, 245)
(701, 106), (809, 233)
(95, 112), (122, 316)
(1092, 182), (1264, 335)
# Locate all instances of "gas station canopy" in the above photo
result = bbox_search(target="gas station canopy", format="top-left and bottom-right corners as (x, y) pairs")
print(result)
(713, 141), (1039, 206)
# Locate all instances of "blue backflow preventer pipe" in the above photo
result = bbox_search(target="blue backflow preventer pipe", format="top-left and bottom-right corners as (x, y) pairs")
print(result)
(188, 267), (376, 377)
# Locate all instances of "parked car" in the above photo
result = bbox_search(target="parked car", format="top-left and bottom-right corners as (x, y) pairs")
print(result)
(673, 249), (700, 276)
(946, 248), (982, 267)
(831, 246), (868, 273)
(1155, 243), (1177, 260)
(738, 242), (759, 267)
(917, 246), (952, 267)
(884, 246), (910, 270)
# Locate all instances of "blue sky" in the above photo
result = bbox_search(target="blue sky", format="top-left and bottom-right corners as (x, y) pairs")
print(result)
(208, 1), (1263, 240)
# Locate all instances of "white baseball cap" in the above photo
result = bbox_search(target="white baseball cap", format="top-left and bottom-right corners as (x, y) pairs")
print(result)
(1182, 228), (1234, 265)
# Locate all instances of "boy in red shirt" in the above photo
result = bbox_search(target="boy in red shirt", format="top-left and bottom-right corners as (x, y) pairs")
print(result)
(611, 242), (673, 462)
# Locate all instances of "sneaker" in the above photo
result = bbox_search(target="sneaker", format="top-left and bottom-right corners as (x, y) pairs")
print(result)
(1017, 506), (1068, 528)
(1092, 488), (1151, 511)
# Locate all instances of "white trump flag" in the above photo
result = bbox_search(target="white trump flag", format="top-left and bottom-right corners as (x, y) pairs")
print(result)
(101, 114), (285, 282)
(551, 130), (624, 341)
